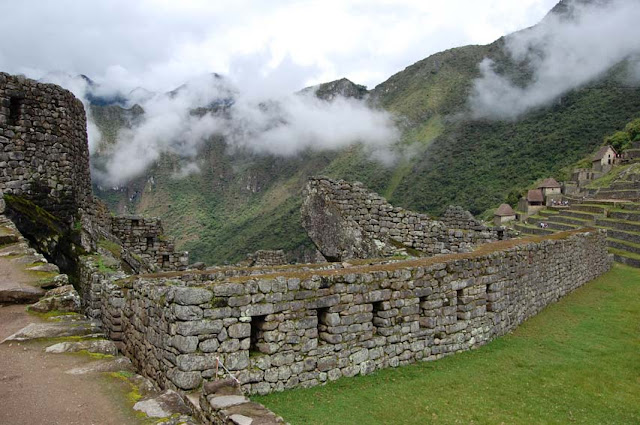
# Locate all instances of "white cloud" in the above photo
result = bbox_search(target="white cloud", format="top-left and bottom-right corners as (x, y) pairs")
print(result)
(99, 75), (399, 185)
(470, 0), (640, 119)
(0, 0), (557, 92)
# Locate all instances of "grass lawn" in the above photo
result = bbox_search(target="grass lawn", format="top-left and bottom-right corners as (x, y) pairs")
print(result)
(254, 264), (640, 425)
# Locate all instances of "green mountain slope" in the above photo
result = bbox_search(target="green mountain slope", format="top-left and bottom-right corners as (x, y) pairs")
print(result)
(91, 2), (640, 265)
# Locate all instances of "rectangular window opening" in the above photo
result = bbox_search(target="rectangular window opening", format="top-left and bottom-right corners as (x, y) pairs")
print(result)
(131, 219), (140, 227)
(8, 97), (21, 126)
(146, 236), (154, 249)
(250, 315), (267, 353)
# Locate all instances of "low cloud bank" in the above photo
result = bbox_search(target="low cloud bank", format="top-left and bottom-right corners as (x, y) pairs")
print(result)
(470, 0), (640, 120)
(47, 72), (398, 186)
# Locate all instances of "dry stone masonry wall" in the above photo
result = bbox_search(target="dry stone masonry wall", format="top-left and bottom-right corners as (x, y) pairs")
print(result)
(246, 250), (288, 267)
(0, 73), (93, 222)
(111, 216), (188, 271)
(302, 177), (502, 261)
(103, 229), (610, 399)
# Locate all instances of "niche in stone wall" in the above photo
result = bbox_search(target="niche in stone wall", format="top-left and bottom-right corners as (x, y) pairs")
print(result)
(485, 284), (494, 312)
(456, 289), (467, 321)
(250, 315), (268, 354)
(8, 97), (22, 126)
(316, 307), (331, 344)
(131, 219), (140, 227)
(371, 301), (387, 335)
(146, 236), (154, 250)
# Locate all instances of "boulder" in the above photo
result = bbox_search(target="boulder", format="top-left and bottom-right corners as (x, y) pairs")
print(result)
(29, 285), (80, 313)
(301, 182), (381, 261)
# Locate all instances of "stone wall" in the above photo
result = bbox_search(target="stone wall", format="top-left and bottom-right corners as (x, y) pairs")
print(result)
(111, 216), (188, 271)
(247, 250), (288, 267)
(301, 177), (502, 261)
(440, 205), (486, 230)
(0, 73), (92, 223)
(105, 229), (610, 396)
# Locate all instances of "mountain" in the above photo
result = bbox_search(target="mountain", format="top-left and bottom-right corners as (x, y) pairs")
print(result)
(90, 0), (640, 265)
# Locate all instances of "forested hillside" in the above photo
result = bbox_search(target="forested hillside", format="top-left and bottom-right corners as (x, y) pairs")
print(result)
(92, 0), (640, 264)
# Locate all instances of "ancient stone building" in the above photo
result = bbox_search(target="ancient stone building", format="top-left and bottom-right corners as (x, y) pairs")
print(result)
(301, 177), (503, 261)
(111, 216), (188, 271)
(96, 229), (610, 398)
(246, 250), (289, 267)
(0, 73), (93, 222)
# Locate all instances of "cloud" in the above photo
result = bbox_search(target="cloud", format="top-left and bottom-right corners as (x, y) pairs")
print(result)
(0, 0), (556, 92)
(469, 0), (640, 120)
(93, 72), (398, 185)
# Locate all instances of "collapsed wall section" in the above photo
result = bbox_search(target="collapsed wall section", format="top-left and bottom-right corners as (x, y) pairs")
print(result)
(0, 73), (92, 222)
(104, 229), (611, 397)
(301, 177), (502, 261)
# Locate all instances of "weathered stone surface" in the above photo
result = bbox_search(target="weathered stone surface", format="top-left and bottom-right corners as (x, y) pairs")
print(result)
(2, 321), (101, 342)
(203, 378), (241, 396)
(66, 357), (134, 375)
(168, 369), (202, 390)
(208, 395), (248, 409)
(170, 335), (199, 353)
(45, 339), (118, 355)
(176, 319), (223, 336)
(301, 182), (381, 261)
(133, 389), (191, 418)
(228, 323), (251, 339)
(174, 287), (212, 306)
(29, 285), (81, 313)
(176, 354), (218, 371)
(229, 414), (253, 425)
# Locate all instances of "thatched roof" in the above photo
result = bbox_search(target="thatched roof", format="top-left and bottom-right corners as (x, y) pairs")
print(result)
(495, 204), (516, 217)
(537, 178), (561, 189)
(527, 189), (544, 203)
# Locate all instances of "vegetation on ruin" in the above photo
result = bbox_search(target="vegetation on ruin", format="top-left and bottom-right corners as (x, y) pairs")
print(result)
(255, 264), (640, 425)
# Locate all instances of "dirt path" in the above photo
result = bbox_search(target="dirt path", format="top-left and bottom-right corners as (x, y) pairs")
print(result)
(0, 304), (147, 425)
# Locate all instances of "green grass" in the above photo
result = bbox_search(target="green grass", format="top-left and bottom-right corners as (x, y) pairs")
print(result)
(255, 264), (640, 425)
(609, 248), (640, 261)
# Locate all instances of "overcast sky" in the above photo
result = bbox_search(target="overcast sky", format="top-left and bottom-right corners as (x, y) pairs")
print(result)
(0, 0), (559, 94)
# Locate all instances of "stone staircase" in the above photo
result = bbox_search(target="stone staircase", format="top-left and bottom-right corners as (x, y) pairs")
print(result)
(517, 201), (640, 267)
(515, 153), (640, 267)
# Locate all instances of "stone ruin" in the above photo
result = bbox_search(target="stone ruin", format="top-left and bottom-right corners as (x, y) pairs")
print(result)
(0, 72), (93, 223)
(0, 72), (187, 276)
(0, 73), (617, 425)
(301, 177), (506, 261)
(245, 250), (289, 267)
(111, 216), (189, 271)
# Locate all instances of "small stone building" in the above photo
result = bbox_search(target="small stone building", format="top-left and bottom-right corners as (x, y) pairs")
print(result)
(493, 203), (516, 225)
(592, 145), (617, 173)
(538, 178), (561, 197)
(517, 189), (545, 216)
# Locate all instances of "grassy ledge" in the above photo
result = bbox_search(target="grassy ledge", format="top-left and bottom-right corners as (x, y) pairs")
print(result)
(254, 264), (640, 425)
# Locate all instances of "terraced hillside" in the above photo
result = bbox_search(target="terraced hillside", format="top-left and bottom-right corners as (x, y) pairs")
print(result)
(517, 162), (640, 267)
